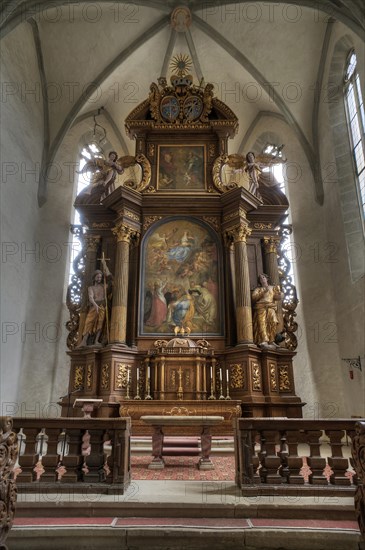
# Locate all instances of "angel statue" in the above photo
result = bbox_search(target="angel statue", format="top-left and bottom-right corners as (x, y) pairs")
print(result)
(245, 151), (287, 197)
(76, 151), (124, 203)
(215, 150), (285, 198)
(245, 151), (261, 195)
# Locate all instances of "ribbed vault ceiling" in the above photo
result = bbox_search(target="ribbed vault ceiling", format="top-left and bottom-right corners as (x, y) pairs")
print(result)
(1, 1), (364, 204)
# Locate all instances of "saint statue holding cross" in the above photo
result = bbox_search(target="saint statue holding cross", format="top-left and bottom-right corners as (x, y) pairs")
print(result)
(77, 254), (113, 348)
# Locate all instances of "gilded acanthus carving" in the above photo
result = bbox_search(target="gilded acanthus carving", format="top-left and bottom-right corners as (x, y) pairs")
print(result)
(202, 216), (220, 232)
(91, 222), (110, 229)
(74, 365), (84, 390)
(270, 364), (278, 391)
(223, 208), (247, 225)
(212, 154), (229, 193)
(208, 143), (216, 159)
(148, 143), (155, 158)
(230, 364), (245, 389)
(164, 406), (195, 416)
(278, 366), (291, 391)
(124, 209), (140, 223)
(153, 340), (169, 348)
(86, 364), (92, 389)
(0, 417), (18, 550)
(145, 185), (156, 193)
(101, 364), (110, 390)
(112, 223), (139, 244)
(169, 370), (177, 390)
(226, 223), (252, 244)
(253, 223), (273, 230)
(84, 235), (100, 252)
(252, 363), (261, 391)
(115, 363), (130, 390)
(143, 216), (163, 232)
(196, 339), (212, 349)
(135, 154), (151, 192)
(263, 237), (280, 254)
(149, 82), (162, 122)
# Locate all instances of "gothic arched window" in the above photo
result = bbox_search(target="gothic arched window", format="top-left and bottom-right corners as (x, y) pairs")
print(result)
(344, 50), (365, 220)
(68, 143), (104, 283)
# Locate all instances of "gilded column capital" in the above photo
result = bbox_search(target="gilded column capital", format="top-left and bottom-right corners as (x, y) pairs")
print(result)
(84, 234), (100, 252)
(227, 223), (252, 244)
(112, 223), (138, 243)
(263, 236), (280, 254)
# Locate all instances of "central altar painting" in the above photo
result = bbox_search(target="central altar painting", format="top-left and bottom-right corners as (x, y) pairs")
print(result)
(140, 218), (223, 336)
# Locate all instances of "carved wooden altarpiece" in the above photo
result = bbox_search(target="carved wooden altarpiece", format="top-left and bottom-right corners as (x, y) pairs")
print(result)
(64, 71), (304, 433)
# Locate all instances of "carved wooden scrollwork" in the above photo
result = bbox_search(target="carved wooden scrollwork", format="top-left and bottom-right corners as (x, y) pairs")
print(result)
(252, 363), (262, 391)
(115, 363), (131, 390)
(212, 153), (253, 194)
(278, 225), (299, 351)
(212, 154), (229, 193)
(66, 225), (85, 350)
(149, 82), (161, 122)
(351, 421), (365, 539)
(278, 366), (291, 391)
(0, 417), (18, 550)
(230, 363), (245, 389)
(117, 154), (152, 193)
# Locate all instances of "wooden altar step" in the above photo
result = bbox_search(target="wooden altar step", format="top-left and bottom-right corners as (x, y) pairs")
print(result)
(162, 436), (200, 457)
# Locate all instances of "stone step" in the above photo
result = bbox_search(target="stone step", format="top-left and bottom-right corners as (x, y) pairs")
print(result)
(8, 510), (361, 550)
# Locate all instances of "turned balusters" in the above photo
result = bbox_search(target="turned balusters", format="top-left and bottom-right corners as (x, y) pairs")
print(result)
(259, 429), (282, 484)
(12, 418), (131, 491)
(306, 429), (327, 485)
(283, 429), (305, 484)
(325, 429), (352, 486)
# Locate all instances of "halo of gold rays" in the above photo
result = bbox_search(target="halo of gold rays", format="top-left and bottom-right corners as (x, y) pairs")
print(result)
(170, 53), (193, 77)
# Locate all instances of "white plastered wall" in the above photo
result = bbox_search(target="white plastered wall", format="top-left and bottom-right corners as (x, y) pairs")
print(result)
(1, 22), (44, 414)
(317, 22), (365, 417)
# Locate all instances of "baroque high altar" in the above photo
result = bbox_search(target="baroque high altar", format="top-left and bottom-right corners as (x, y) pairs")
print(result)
(64, 65), (304, 434)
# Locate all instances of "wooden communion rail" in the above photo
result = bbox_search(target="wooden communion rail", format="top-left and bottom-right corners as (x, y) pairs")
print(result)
(233, 418), (361, 497)
(1, 416), (364, 547)
(10, 417), (131, 494)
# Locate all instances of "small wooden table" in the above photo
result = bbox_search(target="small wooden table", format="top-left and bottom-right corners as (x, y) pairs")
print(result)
(140, 415), (224, 470)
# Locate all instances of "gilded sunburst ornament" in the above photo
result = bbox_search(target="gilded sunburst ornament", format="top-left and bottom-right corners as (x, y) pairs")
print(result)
(170, 54), (193, 77)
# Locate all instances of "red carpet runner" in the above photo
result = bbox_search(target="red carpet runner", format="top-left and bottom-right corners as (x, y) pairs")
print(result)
(131, 455), (235, 481)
